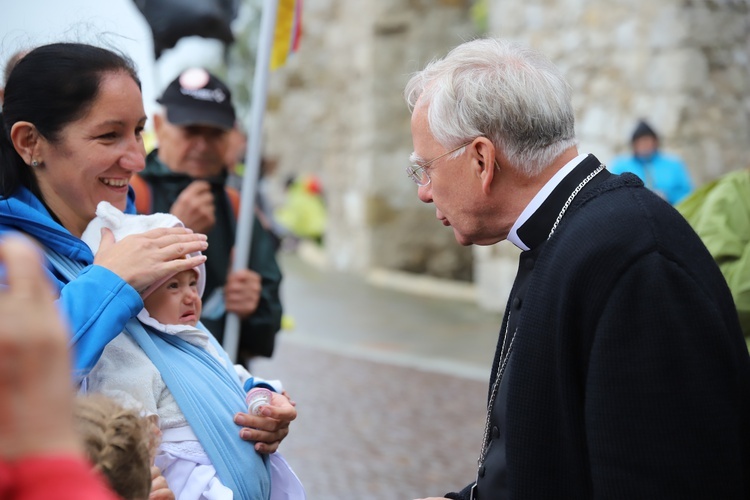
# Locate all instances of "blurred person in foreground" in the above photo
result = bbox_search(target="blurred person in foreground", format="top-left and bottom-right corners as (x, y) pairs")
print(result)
(677, 167), (750, 352)
(609, 119), (693, 204)
(405, 38), (750, 500)
(0, 234), (121, 500)
(133, 68), (283, 365)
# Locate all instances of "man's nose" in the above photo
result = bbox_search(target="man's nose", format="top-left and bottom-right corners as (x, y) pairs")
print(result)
(191, 134), (212, 151)
(417, 183), (433, 203)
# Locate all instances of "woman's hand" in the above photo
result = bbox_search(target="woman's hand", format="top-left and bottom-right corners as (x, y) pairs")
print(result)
(94, 227), (207, 293)
(234, 391), (297, 453)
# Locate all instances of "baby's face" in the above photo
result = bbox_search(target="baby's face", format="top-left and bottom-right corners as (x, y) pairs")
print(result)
(143, 269), (201, 326)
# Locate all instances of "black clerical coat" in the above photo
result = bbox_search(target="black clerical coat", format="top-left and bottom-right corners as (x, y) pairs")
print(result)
(449, 155), (750, 499)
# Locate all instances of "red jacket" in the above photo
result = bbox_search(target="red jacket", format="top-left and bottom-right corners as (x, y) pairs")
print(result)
(0, 455), (118, 500)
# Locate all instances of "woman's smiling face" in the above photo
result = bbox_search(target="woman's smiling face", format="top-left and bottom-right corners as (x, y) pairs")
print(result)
(34, 71), (147, 237)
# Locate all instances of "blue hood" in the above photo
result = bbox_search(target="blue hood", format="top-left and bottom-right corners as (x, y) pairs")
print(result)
(0, 185), (139, 262)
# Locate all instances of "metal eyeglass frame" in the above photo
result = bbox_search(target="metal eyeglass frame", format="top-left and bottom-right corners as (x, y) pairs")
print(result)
(406, 141), (472, 186)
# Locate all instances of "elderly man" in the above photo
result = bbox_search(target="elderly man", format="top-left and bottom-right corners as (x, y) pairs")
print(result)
(133, 68), (282, 364)
(407, 39), (750, 500)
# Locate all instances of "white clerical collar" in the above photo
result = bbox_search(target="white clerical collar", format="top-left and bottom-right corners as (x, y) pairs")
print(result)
(507, 153), (590, 251)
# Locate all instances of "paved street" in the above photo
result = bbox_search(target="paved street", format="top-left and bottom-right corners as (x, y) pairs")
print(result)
(252, 252), (504, 499)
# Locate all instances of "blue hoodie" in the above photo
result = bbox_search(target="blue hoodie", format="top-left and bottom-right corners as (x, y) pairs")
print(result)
(0, 187), (143, 376)
(609, 150), (693, 205)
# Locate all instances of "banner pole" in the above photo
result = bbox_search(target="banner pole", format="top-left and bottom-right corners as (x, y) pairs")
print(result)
(222, 0), (280, 362)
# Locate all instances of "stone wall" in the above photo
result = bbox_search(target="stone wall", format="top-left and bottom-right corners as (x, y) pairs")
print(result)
(258, 0), (477, 279)
(230, 0), (750, 309)
(474, 0), (750, 311)
(489, 0), (750, 182)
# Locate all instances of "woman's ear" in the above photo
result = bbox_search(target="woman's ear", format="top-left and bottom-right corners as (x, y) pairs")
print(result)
(10, 121), (43, 166)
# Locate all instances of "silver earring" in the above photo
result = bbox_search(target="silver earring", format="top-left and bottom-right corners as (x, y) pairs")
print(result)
(31, 160), (39, 167)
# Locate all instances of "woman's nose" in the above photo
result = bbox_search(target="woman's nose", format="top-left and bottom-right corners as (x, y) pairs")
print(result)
(121, 138), (146, 172)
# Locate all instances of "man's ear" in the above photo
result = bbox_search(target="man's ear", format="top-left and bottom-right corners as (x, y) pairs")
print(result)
(9, 121), (42, 165)
(153, 113), (164, 136)
(470, 137), (497, 195)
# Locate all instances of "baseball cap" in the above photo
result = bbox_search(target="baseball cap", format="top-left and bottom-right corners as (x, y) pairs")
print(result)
(157, 68), (236, 130)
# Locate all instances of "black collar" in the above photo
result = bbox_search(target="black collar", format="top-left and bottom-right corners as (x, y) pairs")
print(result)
(516, 154), (610, 250)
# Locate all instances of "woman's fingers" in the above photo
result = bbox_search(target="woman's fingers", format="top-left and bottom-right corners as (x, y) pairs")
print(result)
(93, 227), (208, 292)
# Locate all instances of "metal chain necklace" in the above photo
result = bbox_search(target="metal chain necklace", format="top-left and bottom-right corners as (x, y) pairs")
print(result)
(475, 163), (606, 479)
(477, 311), (515, 468)
(548, 164), (606, 239)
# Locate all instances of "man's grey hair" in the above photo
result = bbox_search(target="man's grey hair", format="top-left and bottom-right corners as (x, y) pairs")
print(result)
(404, 38), (577, 177)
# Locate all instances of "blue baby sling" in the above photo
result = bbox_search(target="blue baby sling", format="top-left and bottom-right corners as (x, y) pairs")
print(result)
(45, 248), (271, 500)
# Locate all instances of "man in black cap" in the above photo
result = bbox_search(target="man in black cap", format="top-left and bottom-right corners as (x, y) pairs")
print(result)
(609, 119), (693, 204)
(132, 67), (282, 364)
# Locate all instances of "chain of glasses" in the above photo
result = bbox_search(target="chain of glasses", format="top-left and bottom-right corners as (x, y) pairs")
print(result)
(547, 164), (606, 240)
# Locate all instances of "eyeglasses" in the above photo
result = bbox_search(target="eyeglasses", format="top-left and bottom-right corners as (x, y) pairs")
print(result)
(406, 141), (472, 186)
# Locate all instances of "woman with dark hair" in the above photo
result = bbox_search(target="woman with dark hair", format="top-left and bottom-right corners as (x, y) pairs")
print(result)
(0, 43), (296, 499)
(0, 42), (208, 374)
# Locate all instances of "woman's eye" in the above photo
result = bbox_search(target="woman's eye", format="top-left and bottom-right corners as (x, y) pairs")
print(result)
(98, 132), (117, 140)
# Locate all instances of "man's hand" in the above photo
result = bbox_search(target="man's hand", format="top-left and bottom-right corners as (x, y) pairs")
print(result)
(234, 391), (297, 453)
(170, 180), (216, 234)
(0, 235), (82, 460)
(224, 269), (262, 319)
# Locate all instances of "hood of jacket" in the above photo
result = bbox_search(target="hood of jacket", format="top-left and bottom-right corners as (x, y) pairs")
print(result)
(0, 185), (138, 263)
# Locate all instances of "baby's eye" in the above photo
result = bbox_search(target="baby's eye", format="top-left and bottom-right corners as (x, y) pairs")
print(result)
(167, 282), (179, 290)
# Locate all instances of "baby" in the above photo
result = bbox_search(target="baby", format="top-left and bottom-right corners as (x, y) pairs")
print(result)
(81, 202), (304, 500)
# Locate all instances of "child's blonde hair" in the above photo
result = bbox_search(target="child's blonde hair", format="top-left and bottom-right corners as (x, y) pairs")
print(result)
(73, 394), (155, 500)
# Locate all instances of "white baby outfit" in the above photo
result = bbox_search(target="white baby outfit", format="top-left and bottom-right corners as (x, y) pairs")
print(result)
(82, 202), (304, 500)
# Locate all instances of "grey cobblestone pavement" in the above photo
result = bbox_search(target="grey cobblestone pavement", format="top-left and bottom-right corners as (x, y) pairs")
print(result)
(251, 253), (504, 500)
